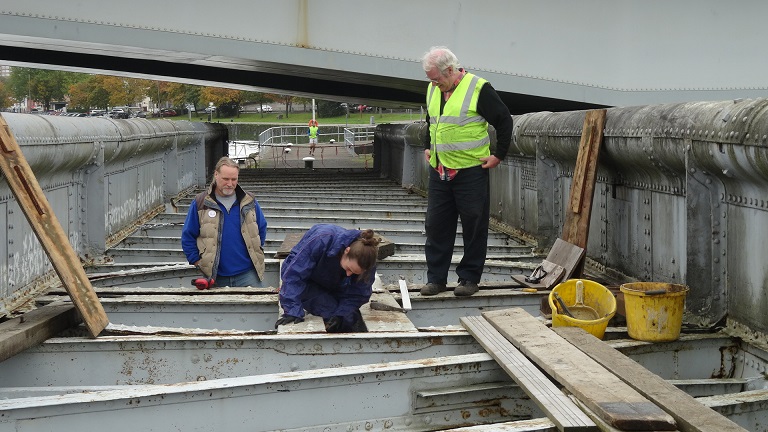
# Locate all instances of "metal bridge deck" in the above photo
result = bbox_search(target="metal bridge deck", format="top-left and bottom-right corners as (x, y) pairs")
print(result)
(3, 166), (766, 431)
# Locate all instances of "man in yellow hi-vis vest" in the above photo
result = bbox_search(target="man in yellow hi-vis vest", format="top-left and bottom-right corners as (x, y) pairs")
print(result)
(420, 46), (513, 297)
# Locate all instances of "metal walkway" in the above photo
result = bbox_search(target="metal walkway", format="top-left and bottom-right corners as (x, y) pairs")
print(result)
(55, 167), (543, 331)
(2, 165), (766, 430)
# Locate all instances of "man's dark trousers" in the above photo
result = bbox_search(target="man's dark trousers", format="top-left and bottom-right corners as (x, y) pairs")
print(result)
(424, 165), (490, 285)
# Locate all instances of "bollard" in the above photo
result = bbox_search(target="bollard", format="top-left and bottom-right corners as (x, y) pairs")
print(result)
(302, 156), (315, 169)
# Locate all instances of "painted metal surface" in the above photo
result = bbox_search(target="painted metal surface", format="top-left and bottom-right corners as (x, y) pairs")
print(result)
(0, 354), (534, 432)
(481, 100), (768, 330)
(3, 1), (768, 109)
(0, 113), (224, 317)
(0, 332), (483, 386)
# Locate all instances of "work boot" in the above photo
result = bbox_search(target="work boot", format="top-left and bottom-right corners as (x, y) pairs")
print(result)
(420, 283), (447, 296)
(454, 280), (479, 297)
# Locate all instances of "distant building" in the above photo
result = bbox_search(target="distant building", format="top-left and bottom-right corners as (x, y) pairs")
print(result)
(0, 64), (10, 77)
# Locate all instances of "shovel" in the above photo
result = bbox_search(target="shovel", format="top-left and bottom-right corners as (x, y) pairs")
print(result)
(569, 280), (600, 320)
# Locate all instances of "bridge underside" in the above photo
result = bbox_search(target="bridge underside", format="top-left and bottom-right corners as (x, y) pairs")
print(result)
(0, 40), (602, 114)
(4, 1), (768, 113)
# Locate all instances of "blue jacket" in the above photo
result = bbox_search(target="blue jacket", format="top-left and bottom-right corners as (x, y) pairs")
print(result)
(181, 184), (267, 278)
(280, 224), (376, 321)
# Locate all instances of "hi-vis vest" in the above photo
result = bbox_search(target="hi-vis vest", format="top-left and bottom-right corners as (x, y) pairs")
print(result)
(309, 126), (318, 138)
(426, 72), (490, 169)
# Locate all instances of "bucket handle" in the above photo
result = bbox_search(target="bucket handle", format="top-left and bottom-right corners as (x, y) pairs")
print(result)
(645, 289), (667, 296)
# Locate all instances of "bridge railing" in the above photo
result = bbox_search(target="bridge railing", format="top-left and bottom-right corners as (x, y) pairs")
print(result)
(258, 125), (375, 159)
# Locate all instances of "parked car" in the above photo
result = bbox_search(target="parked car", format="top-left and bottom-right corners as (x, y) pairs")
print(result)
(257, 105), (273, 113)
(110, 108), (130, 119)
(158, 109), (177, 117)
(204, 106), (216, 113)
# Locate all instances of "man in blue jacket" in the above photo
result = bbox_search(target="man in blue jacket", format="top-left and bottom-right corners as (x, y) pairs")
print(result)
(181, 157), (267, 288)
(276, 224), (379, 332)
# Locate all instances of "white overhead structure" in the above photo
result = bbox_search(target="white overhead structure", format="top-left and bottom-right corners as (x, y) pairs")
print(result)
(2, 0), (768, 111)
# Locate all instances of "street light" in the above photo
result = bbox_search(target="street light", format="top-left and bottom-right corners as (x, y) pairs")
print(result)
(208, 102), (214, 122)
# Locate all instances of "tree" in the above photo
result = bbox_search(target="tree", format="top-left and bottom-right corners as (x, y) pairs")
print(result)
(257, 93), (280, 118)
(0, 81), (13, 111)
(8, 68), (80, 110)
(317, 100), (345, 118)
(100, 76), (151, 107)
(199, 87), (243, 117)
(279, 94), (294, 118)
(68, 76), (110, 110)
(294, 97), (312, 112)
(166, 83), (201, 112)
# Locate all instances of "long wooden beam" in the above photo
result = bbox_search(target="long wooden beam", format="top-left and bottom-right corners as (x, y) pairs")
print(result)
(483, 308), (677, 431)
(0, 303), (81, 362)
(554, 326), (748, 432)
(462, 315), (596, 431)
(562, 109), (606, 249)
(0, 115), (108, 337)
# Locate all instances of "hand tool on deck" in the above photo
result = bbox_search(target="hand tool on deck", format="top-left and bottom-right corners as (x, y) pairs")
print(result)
(398, 275), (412, 311)
(369, 300), (405, 313)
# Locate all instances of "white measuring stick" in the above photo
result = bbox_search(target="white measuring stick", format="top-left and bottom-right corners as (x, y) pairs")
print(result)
(398, 277), (412, 311)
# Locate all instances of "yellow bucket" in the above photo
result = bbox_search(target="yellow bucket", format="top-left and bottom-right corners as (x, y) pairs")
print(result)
(548, 279), (617, 339)
(620, 282), (688, 342)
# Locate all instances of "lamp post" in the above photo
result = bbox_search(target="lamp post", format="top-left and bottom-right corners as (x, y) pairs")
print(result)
(208, 102), (213, 122)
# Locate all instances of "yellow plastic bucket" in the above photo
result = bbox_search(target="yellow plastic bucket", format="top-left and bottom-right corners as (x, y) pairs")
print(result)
(548, 279), (617, 340)
(620, 282), (689, 342)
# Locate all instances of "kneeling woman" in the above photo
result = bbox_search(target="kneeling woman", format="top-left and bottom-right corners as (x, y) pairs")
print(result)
(276, 224), (379, 332)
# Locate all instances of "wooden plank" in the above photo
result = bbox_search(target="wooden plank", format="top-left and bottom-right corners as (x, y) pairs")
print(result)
(276, 304), (326, 334)
(545, 238), (586, 281)
(461, 315), (597, 431)
(562, 109), (606, 249)
(277, 292), (417, 334)
(363, 292), (418, 332)
(274, 232), (304, 259)
(0, 303), (81, 362)
(376, 235), (395, 259)
(483, 308), (677, 431)
(539, 260), (566, 289)
(0, 115), (108, 337)
(554, 327), (748, 432)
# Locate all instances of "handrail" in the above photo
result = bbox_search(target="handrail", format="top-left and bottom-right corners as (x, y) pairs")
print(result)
(258, 125), (375, 159)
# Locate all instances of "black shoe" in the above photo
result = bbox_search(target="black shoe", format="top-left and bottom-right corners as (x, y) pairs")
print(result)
(454, 280), (479, 297)
(420, 283), (447, 296)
